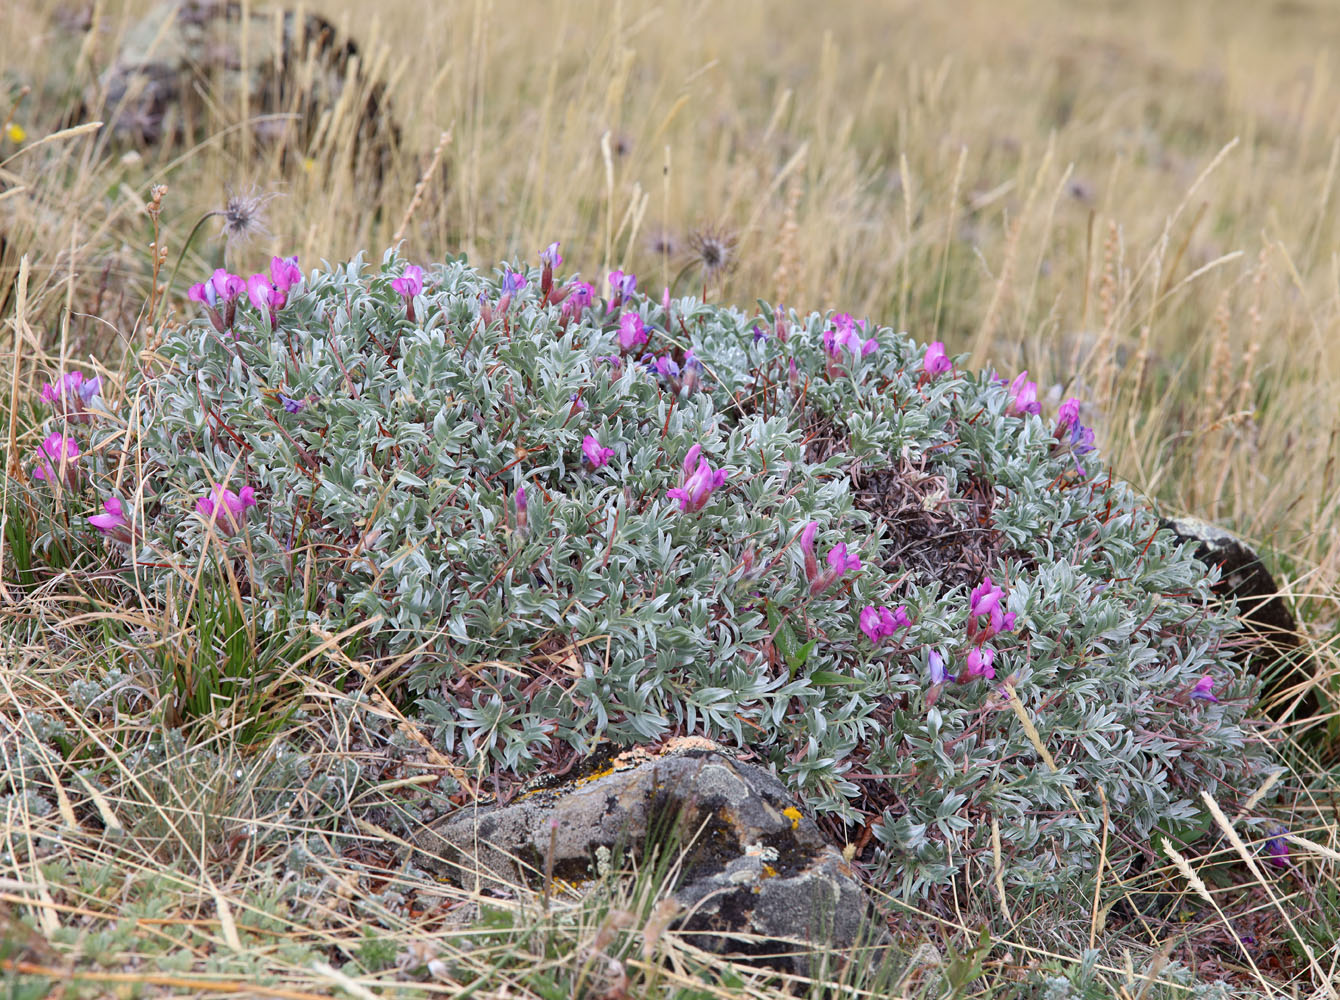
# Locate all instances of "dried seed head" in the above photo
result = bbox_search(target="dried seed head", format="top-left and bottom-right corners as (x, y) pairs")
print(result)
(686, 224), (738, 286)
(217, 186), (276, 246)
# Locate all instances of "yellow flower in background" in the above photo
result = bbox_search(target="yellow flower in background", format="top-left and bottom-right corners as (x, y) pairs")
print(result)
(5, 122), (27, 143)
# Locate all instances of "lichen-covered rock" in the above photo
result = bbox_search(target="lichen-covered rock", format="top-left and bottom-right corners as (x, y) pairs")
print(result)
(92, 0), (399, 182)
(411, 745), (893, 974)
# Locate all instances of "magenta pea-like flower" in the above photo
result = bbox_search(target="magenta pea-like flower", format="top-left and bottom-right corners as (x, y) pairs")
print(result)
(969, 575), (1003, 620)
(826, 543), (861, 574)
(1190, 675), (1219, 702)
(391, 264), (424, 299)
(1056, 397), (1081, 434)
(88, 495), (137, 544)
(195, 483), (257, 537)
(247, 255), (301, 329)
(189, 268), (245, 332)
(799, 521), (820, 584)
(514, 484), (529, 535)
(540, 242), (562, 269)
(608, 269), (637, 304)
(1006, 371), (1041, 417)
(667, 445), (728, 513)
(560, 280), (594, 325)
(270, 255), (302, 292)
(964, 645), (996, 680)
(31, 432), (80, 489)
(40, 371), (102, 424)
(618, 312), (648, 352)
(923, 341), (952, 376)
(823, 313), (878, 361)
(211, 268), (246, 302)
(391, 264), (424, 323)
(968, 574), (1016, 636)
(501, 268), (528, 297)
(582, 434), (614, 468)
(859, 604), (910, 644)
(927, 650), (947, 685)
(808, 539), (861, 595)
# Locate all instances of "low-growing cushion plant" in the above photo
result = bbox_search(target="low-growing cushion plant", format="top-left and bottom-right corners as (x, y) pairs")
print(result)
(22, 246), (1275, 916)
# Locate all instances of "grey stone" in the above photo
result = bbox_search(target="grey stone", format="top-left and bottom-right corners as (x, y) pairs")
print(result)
(410, 746), (894, 975)
(1162, 515), (1310, 715)
(91, 0), (399, 182)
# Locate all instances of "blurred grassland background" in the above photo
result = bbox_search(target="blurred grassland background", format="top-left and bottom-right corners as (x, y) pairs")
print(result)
(3, 0), (1339, 658)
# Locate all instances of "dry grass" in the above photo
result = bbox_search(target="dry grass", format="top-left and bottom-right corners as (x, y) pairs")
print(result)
(3, 0), (1340, 995)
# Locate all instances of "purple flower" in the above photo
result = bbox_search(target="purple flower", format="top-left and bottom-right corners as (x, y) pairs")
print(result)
(501, 268), (528, 296)
(618, 312), (648, 352)
(246, 256), (300, 328)
(923, 341), (953, 376)
(1265, 826), (1289, 869)
(247, 272), (280, 312)
(752, 324), (768, 345)
(211, 268), (246, 302)
(391, 264), (424, 299)
(540, 242), (562, 269)
(667, 448), (728, 513)
(40, 371), (101, 423)
(799, 521), (820, 584)
(195, 483), (257, 537)
(189, 269), (244, 332)
(608, 269), (637, 301)
(1070, 422), (1097, 477)
(89, 495), (136, 544)
(826, 543), (861, 575)
(1056, 397), (1081, 434)
(824, 313), (878, 361)
(31, 432), (80, 489)
(1190, 675), (1219, 703)
(860, 604), (910, 643)
(188, 281), (216, 308)
(561, 280), (595, 323)
(964, 646), (996, 680)
(514, 484), (529, 534)
(270, 255), (302, 293)
(582, 434), (614, 468)
(927, 650), (947, 685)
(650, 354), (680, 378)
(1006, 371), (1041, 417)
(682, 444), (702, 475)
(969, 575), (1003, 620)
(280, 394), (305, 413)
(859, 606), (884, 644)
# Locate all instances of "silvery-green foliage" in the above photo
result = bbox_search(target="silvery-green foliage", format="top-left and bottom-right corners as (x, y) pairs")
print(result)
(121, 250), (1271, 908)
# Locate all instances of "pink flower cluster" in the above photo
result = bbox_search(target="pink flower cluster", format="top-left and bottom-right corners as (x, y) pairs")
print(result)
(859, 604), (910, 644)
(582, 434), (614, 468)
(799, 521), (862, 596)
(40, 371), (102, 424)
(821, 313), (877, 378)
(89, 496), (138, 545)
(1005, 371), (1040, 417)
(667, 444), (728, 513)
(246, 255), (302, 330)
(196, 483), (258, 537)
(189, 268), (246, 334)
(30, 432), (80, 489)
